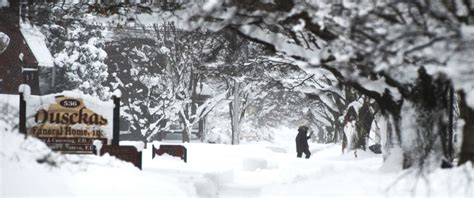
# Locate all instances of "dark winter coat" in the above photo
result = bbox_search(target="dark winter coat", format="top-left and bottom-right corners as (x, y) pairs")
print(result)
(295, 131), (311, 153)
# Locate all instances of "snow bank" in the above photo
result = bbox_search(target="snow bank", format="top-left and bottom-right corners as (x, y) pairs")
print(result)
(147, 140), (472, 198)
(1, 130), (196, 197)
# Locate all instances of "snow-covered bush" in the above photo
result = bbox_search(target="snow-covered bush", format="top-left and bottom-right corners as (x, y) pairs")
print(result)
(0, 32), (10, 54)
(48, 22), (110, 100)
(205, 127), (231, 144)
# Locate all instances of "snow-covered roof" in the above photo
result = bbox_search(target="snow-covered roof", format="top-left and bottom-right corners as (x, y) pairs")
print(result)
(20, 23), (54, 67)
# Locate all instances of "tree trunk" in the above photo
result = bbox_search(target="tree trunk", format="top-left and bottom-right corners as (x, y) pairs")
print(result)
(458, 91), (474, 165)
(179, 111), (191, 143)
(355, 98), (374, 150)
(382, 115), (393, 161)
(333, 121), (343, 143)
(199, 116), (206, 142)
(446, 86), (455, 162)
(376, 70), (451, 169)
(182, 126), (190, 143)
(402, 104), (448, 169)
(230, 82), (241, 145)
(400, 68), (450, 168)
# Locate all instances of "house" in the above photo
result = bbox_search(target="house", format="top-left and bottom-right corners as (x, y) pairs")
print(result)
(0, 1), (38, 94)
(0, 1), (54, 95)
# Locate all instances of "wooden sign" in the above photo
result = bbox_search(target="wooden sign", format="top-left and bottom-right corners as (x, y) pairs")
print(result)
(152, 144), (187, 162)
(20, 90), (117, 154)
(39, 137), (107, 154)
(95, 145), (142, 169)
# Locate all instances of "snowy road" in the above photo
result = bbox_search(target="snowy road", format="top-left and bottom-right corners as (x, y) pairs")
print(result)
(142, 141), (473, 198)
(144, 142), (386, 197)
(2, 129), (473, 198)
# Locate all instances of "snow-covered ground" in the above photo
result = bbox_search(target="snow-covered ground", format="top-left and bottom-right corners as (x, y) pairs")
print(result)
(1, 94), (473, 197)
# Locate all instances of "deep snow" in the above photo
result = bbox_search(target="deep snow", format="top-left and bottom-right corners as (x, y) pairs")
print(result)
(1, 94), (473, 197)
(2, 129), (473, 198)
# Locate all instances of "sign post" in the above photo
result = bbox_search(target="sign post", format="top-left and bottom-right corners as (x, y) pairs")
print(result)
(112, 95), (120, 146)
(19, 90), (26, 134)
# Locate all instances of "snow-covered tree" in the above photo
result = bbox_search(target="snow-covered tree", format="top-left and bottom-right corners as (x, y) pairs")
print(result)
(33, 3), (111, 99)
(104, 23), (229, 143)
(153, 23), (234, 143)
(51, 24), (110, 99)
(178, 0), (474, 167)
(289, 72), (378, 149)
(197, 30), (288, 144)
(104, 36), (177, 142)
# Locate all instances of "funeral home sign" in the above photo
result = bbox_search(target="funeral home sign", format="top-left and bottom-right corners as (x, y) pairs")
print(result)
(21, 88), (115, 154)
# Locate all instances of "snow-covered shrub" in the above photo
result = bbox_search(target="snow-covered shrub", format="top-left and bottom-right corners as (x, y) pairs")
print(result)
(205, 127), (231, 144)
(41, 13), (110, 100)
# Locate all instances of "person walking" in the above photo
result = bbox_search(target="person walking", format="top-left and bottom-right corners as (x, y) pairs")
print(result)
(296, 126), (313, 159)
